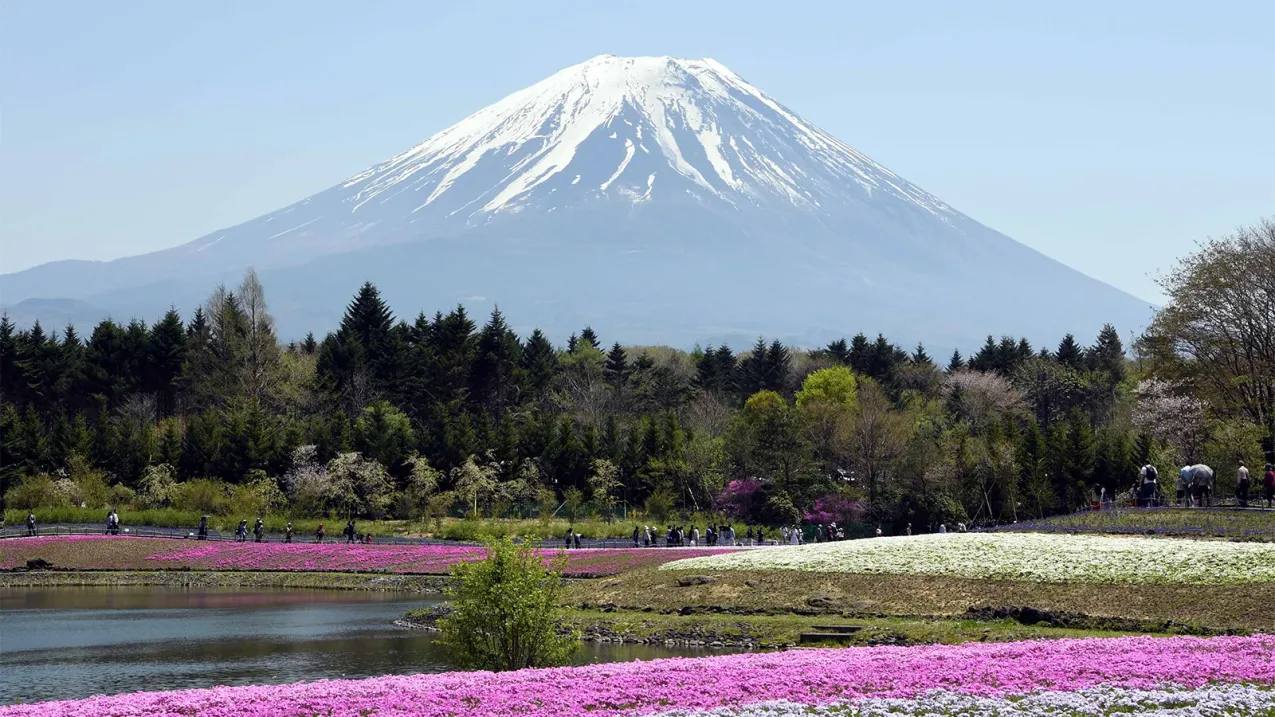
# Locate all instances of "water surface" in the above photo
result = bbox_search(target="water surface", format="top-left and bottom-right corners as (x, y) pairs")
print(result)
(0, 587), (730, 705)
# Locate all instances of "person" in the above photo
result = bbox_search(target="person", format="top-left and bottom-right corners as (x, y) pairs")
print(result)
(1139, 463), (1159, 507)
(905, 522), (912, 536)
(1264, 464), (1275, 508)
(690, 525), (700, 546)
(253, 517), (265, 543)
(314, 524), (326, 543)
(197, 515), (209, 540)
(874, 525), (883, 537)
(938, 523), (947, 534)
(1190, 464), (1215, 507)
(1237, 463), (1251, 507)
(643, 526), (652, 547)
(344, 520), (356, 544)
(755, 525), (765, 545)
(957, 521), (968, 533)
(572, 531), (581, 550)
(1177, 466), (1191, 506)
(285, 521), (294, 543)
(26, 512), (36, 537)
(564, 527), (573, 549)
(236, 519), (248, 542)
(632, 525), (640, 548)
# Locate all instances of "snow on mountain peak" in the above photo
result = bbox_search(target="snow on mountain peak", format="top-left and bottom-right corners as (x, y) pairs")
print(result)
(339, 54), (955, 223)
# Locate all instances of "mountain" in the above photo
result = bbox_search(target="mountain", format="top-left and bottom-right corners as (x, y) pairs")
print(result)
(0, 55), (1151, 351)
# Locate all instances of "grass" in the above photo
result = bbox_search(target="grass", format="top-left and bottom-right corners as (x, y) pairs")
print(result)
(553, 609), (1147, 648)
(567, 567), (1275, 633)
(1000, 507), (1275, 541)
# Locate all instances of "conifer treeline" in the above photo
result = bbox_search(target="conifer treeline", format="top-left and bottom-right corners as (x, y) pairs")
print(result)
(0, 272), (1145, 527)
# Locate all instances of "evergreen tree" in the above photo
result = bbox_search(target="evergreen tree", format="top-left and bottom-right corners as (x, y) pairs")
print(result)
(823, 338), (849, 365)
(520, 329), (558, 399)
(847, 333), (871, 375)
(1056, 334), (1085, 370)
(577, 326), (601, 351)
(470, 308), (522, 418)
(911, 343), (933, 367)
(147, 309), (186, 417)
(604, 343), (629, 387)
(1088, 323), (1126, 380)
(946, 349), (965, 373)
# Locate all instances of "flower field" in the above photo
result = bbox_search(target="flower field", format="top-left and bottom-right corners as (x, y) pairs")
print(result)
(0, 535), (737, 577)
(661, 532), (1275, 585)
(0, 635), (1270, 716)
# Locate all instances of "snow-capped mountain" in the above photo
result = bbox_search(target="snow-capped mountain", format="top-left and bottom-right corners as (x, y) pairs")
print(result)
(1, 55), (1151, 351)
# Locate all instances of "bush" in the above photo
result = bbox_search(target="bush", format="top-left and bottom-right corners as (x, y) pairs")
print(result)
(4, 474), (61, 509)
(437, 537), (578, 671)
(172, 478), (229, 515)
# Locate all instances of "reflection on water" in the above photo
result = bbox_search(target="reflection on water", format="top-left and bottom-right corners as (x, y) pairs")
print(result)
(0, 587), (733, 705)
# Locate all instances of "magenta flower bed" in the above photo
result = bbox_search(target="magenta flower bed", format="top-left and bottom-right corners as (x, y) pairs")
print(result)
(0, 535), (737, 577)
(0, 635), (1270, 716)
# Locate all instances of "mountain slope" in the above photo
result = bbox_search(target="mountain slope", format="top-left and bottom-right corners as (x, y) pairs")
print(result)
(0, 55), (1151, 350)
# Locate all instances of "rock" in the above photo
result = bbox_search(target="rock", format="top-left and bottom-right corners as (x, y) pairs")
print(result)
(805, 595), (839, 609)
(676, 575), (718, 587)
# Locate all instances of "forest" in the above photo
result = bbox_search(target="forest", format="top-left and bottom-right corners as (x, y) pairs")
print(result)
(2, 219), (1272, 533)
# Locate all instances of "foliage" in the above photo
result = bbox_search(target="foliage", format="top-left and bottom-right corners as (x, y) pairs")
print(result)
(437, 537), (578, 671)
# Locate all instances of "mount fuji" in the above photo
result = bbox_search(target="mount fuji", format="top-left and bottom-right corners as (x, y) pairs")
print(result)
(1, 55), (1151, 350)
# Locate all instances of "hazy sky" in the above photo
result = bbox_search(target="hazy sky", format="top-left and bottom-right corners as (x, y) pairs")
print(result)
(2, 1), (1271, 302)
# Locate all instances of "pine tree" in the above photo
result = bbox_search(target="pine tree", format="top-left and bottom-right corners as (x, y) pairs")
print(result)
(604, 343), (629, 387)
(1088, 324), (1125, 379)
(911, 343), (933, 366)
(0, 316), (17, 403)
(946, 349), (965, 373)
(847, 333), (871, 375)
(470, 308), (522, 418)
(1055, 334), (1085, 370)
(147, 309), (186, 417)
(301, 332), (318, 354)
(824, 338), (849, 364)
(578, 326), (601, 351)
(520, 329), (558, 399)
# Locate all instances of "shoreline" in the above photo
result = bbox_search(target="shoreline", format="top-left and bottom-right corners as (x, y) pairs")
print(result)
(0, 569), (453, 592)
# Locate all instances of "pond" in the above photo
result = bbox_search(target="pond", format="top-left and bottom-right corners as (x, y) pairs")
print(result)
(0, 587), (734, 705)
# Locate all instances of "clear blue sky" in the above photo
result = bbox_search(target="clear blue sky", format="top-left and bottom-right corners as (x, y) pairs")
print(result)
(2, 1), (1271, 302)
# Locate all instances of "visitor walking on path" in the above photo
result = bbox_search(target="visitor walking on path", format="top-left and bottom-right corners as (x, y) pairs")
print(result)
(253, 517), (264, 543)
(1176, 467), (1190, 506)
(235, 519), (248, 542)
(1190, 464), (1215, 507)
(285, 522), (293, 543)
(1264, 464), (1275, 508)
(197, 515), (208, 540)
(26, 512), (36, 536)
(314, 524), (325, 543)
(105, 509), (120, 535)
(1237, 463), (1251, 507)
(344, 520), (356, 544)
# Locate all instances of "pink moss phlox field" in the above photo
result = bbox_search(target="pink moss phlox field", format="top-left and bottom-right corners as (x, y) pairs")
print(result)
(0, 535), (736, 576)
(1, 635), (1271, 717)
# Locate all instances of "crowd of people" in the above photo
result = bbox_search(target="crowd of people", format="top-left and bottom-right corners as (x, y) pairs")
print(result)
(1125, 462), (1275, 509)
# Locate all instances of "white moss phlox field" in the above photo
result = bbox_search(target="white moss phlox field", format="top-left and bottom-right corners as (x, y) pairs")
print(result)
(660, 532), (1275, 585)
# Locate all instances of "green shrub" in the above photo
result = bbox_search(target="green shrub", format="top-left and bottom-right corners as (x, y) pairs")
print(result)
(438, 536), (578, 671)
